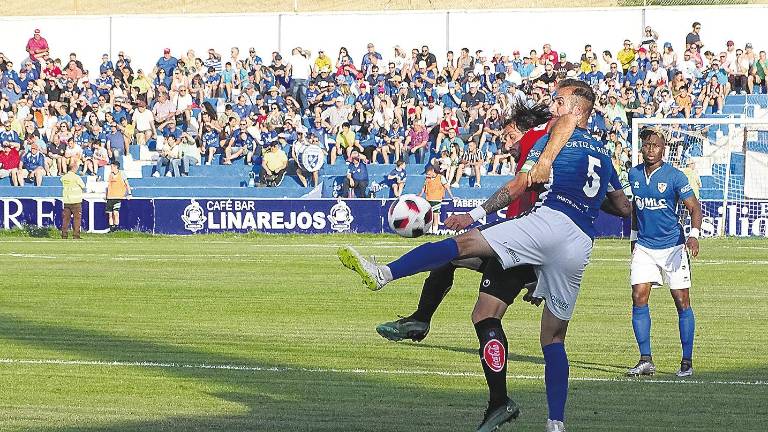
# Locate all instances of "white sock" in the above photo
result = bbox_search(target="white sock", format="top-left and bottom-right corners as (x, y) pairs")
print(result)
(379, 265), (393, 283)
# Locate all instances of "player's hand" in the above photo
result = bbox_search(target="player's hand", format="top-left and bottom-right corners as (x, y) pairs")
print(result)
(522, 287), (543, 307)
(527, 159), (552, 187)
(444, 214), (474, 231)
(686, 237), (699, 258)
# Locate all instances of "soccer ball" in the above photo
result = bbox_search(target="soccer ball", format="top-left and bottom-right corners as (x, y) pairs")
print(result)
(388, 194), (433, 238)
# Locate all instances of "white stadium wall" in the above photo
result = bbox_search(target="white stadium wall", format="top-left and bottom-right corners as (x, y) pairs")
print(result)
(1, 6), (768, 75)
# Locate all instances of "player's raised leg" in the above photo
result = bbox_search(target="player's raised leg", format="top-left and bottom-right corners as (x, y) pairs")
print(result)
(337, 229), (495, 291)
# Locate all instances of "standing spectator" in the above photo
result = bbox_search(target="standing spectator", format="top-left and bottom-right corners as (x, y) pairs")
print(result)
(341, 149), (368, 198)
(155, 48), (178, 78)
(25, 29), (49, 71)
(60, 160), (84, 239)
(288, 47), (312, 112)
(260, 142), (288, 187)
(105, 162), (131, 232)
(640, 26), (659, 49)
(618, 40), (637, 73)
(387, 159), (407, 197)
(749, 50), (768, 94)
(361, 43), (383, 77)
(540, 43), (559, 65)
(685, 22), (703, 51)
(420, 165), (453, 234)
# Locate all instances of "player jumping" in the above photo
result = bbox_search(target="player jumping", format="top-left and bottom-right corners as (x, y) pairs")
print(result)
(375, 102), (554, 343)
(626, 127), (703, 378)
(338, 79), (631, 432)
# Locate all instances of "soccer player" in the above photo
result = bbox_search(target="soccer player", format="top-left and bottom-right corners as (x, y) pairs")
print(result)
(626, 127), (703, 378)
(339, 79), (631, 432)
(375, 102), (553, 342)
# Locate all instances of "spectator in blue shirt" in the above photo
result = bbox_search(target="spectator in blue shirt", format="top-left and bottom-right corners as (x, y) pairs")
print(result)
(341, 149), (369, 198)
(624, 62), (646, 87)
(155, 48), (178, 77)
(100, 54), (114, 74)
(361, 43), (383, 76)
(20, 143), (46, 186)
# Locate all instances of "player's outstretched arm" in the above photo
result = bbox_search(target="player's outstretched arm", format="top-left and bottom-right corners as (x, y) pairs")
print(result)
(444, 174), (527, 230)
(600, 190), (632, 218)
(683, 194), (703, 257)
(527, 113), (578, 186)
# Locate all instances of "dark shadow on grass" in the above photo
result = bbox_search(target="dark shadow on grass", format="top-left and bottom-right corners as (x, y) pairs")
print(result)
(0, 313), (540, 432)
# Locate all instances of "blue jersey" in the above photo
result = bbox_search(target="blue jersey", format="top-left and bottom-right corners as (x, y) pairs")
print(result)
(629, 163), (694, 249)
(525, 128), (621, 238)
(22, 151), (46, 171)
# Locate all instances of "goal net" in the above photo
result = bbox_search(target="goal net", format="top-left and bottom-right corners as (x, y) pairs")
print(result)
(631, 117), (768, 237)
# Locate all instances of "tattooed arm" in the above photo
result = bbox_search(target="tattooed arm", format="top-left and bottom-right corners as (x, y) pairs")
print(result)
(481, 175), (528, 214)
(444, 175), (528, 230)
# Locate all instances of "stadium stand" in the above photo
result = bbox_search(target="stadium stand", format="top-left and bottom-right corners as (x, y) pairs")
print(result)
(2, 24), (768, 203)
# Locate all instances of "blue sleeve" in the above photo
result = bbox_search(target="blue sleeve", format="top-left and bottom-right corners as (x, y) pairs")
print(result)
(675, 169), (694, 200)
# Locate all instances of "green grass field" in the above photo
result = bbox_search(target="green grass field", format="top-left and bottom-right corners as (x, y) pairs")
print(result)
(0, 233), (766, 431)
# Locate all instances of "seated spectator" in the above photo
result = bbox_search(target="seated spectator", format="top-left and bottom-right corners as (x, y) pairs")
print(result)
(63, 137), (83, 174)
(153, 135), (180, 177)
(20, 142), (46, 186)
(386, 159), (407, 197)
(340, 149), (368, 198)
(178, 133), (201, 176)
(404, 119), (429, 163)
(223, 128), (255, 165)
(0, 142), (21, 186)
(260, 142), (288, 187)
(293, 129), (325, 188)
(331, 122), (362, 165)
(452, 139), (483, 188)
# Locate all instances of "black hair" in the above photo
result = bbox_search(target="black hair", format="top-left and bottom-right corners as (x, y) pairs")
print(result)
(639, 126), (666, 143)
(502, 101), (552, 132)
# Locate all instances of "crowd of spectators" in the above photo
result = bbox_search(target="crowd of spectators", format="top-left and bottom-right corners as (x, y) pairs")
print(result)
(1, 23), (766, 195)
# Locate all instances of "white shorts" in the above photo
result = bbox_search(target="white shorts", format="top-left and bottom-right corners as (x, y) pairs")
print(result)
(478, 206), (593, 321)
(0, 169), (10, 178)
(631, 244), (691, 290)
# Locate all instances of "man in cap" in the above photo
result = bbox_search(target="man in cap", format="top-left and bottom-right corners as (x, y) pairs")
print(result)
(25, 29), (49, 72)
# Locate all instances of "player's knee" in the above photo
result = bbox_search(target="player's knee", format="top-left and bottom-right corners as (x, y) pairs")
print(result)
(631, 287), (650, 306)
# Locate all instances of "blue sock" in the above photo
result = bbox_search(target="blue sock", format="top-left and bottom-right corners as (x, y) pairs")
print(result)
(632, 305), (652, 357)
(387, 238), (459, 280)
(678, 307), (695, 360)
(543, 342), (569, 422)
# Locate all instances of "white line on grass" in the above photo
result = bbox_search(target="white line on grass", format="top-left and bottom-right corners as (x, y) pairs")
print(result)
(0, 253), (57, 259)
(0, 358), (765, 387)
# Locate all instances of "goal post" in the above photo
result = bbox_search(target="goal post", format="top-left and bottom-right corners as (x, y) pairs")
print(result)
(630, 117), (768, 237)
